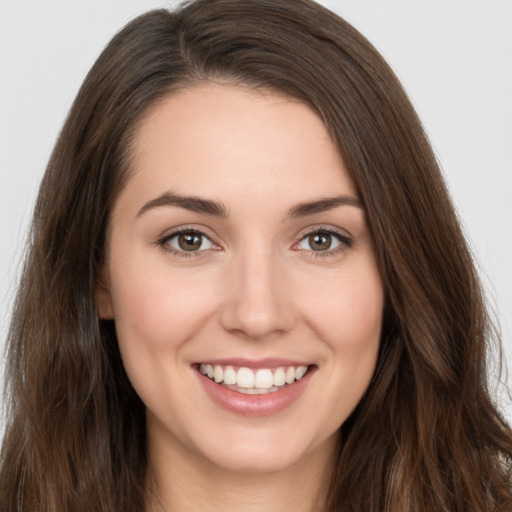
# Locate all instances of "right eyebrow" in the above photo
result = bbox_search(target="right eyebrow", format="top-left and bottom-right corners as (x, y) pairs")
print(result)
(136, 192), (228, 218)
(285, 195), (364, 219)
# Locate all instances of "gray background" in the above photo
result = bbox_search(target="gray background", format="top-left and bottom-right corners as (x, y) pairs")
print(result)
(1, 0), (511, 418)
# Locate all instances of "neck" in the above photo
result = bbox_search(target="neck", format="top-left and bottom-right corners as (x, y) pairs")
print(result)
(145, 427), (338, 512)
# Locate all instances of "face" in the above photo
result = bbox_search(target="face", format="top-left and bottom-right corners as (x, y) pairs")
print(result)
(97, 83), (384, 475)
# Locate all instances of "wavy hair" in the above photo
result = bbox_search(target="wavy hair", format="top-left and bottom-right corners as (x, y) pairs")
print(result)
(1, 0), (511, 510)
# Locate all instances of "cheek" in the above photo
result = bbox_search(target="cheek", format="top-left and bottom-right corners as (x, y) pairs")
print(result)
(301, 260), (384, 350)
(300, 261), (383, 428)
(302, 256), (382, 393)
(107, 249), (218, 353)
(106, 250), (222, 416)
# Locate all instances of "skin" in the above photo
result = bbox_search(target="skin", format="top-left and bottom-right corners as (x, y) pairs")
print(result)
(97, 83), (384, 512)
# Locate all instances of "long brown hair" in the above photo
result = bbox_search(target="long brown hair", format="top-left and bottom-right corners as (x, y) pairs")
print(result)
(1, 1), (511, 510)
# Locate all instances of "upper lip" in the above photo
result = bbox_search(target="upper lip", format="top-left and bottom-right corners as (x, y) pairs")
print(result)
(193, 358), (313, 369)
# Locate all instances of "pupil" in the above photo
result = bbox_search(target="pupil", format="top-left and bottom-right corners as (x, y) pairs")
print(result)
(310, 233), (331, 251)
(178, 232), (201, 251)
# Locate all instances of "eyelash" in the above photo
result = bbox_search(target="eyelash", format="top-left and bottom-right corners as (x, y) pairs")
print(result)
(156, 225), (352, 259)
(156, 226), (215, 259)
(296, 226), (352, 258)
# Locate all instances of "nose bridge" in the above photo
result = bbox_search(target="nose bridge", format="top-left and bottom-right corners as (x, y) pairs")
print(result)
(220, 241), (294, 339)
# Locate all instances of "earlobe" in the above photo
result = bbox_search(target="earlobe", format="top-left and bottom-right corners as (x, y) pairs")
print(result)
(95, 267), (114, 319)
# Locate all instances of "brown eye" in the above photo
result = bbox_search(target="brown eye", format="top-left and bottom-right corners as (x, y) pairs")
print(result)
(178, 232), (202, 251)
(309, 233), (332, 251)
(297, 230), (344, 253)
(164, 230), (215, 253)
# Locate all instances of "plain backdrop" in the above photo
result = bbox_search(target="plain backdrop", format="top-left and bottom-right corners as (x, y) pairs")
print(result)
(1, 0), (511, 419)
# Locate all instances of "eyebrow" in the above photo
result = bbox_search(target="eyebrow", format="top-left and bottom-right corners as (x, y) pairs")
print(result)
(137, 192), (228, 218)
(136, 191), (363, 219)
(286, 195), (364, 218)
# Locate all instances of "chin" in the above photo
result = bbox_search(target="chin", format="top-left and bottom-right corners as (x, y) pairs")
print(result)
(189, 424), (334, 475)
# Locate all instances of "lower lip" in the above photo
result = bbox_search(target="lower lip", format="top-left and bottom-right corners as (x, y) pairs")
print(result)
(196, 368), (315, 417)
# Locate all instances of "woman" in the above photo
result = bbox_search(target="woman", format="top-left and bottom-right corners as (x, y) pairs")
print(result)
(1, 0), (511, 510)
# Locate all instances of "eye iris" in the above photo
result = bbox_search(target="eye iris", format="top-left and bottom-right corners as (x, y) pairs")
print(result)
(178, 232), (202, 251)
(309, 233), (331, 251)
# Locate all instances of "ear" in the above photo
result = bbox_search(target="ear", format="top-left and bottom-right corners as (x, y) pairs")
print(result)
(95, 266), (114, 319)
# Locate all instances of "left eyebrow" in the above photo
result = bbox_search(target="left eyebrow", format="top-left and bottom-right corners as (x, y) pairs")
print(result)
(137, 192), (228, 218)
(285, 195), (364, 219)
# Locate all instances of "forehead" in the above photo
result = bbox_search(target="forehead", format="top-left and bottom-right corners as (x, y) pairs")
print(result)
(122, 83), (357, 214)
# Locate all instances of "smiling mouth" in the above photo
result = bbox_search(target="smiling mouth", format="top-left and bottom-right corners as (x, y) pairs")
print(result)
(197, 364), (311, 395)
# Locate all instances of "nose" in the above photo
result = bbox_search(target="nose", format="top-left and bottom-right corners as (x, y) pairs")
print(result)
(219, 247), (296, 340)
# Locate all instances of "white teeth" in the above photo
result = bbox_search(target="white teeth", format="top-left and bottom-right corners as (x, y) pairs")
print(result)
(213, 365), (223, 383)
(296, 365), (308, 380)
(285, 366), (295, 384)
(200, 363), (310, 390)
(237, 367), (255, 388)
(254, 369), (273, 389)
(223, 366), (237, 385)
(273, 367), (286, 386)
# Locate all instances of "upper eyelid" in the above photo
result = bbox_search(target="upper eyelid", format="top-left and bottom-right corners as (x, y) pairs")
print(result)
(293, 226), (353, 255)
(157, 227), (218, 257)
(159, 225), (217, 243)
(296, 224), (352, 241)
(157, 224), (352, 251)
